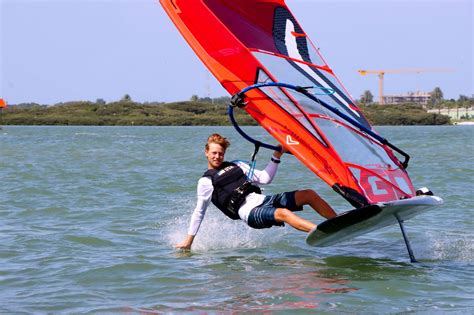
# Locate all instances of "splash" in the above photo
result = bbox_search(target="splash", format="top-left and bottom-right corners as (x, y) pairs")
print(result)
(161, 202), (286, 252)
(423, 230), (474, 262)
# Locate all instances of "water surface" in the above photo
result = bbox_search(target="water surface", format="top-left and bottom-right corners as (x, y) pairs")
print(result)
(1, 126), (473, 313)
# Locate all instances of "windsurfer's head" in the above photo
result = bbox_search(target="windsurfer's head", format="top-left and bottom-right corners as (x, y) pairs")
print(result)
(205, 133), (230, 169)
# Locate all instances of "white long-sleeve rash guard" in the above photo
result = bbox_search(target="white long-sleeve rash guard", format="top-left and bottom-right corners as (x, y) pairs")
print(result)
(187, 157), (281, 236)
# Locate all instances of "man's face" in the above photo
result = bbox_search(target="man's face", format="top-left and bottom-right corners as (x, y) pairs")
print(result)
(205, 143), (225, 169)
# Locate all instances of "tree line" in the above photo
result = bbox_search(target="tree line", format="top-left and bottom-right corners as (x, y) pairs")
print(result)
(0, 93), (451, 126)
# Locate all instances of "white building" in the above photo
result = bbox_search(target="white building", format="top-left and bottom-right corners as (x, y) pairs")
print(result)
(383, 91), (431, 105)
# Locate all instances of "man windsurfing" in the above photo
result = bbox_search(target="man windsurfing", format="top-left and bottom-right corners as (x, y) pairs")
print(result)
(175, 133), (337, 250)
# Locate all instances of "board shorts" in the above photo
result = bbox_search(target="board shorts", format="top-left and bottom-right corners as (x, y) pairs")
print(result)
(247, 191), (303, 229)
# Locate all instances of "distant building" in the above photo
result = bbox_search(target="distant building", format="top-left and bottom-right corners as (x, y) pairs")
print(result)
(383, 91), (431, 105)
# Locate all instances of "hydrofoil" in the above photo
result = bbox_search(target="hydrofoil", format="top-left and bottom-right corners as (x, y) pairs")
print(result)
(306, 195), (443, 261)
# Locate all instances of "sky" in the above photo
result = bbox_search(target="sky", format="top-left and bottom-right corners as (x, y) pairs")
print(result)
(1, 0), (472, 105)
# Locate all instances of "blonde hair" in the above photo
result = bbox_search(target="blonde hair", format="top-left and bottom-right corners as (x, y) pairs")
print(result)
(205, 133), (230, 151)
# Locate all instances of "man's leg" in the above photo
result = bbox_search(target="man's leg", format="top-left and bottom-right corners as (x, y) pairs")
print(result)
(274, 208), (316, 232)
(295, 189), (337, 219)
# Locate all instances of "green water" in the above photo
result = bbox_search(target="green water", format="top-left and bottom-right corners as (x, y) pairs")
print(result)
(1, 126), (473, 313)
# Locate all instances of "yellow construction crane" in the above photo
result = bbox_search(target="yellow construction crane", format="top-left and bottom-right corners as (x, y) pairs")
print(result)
(358, 68), (454, 104)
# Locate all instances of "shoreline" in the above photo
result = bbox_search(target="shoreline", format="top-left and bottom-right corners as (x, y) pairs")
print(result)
(0, 101), (455, 126)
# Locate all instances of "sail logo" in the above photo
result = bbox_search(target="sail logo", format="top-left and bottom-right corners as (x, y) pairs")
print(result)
(286, 135), (299, 145)
(359, 168), (415, 202)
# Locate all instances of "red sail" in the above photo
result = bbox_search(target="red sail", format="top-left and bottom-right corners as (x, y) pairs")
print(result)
(160, 0), (416, 204)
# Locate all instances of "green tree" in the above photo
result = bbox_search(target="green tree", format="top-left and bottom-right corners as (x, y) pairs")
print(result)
(458, 95), (469, 102)
(212, 96), (231, 104)
(121, 94), (132, 102)
(199, 97), (212, 103)
(190, 95), (199, 102)
(431, 87), (444, 112)
(431, 87), (444, 101)
(360, 90), (374, 105)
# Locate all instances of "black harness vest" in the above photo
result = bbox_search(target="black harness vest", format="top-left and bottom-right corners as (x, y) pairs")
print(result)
(203, 162), (261, 220)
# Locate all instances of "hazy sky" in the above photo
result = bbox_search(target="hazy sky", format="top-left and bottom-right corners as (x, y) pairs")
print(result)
(1, 0), (472, 105)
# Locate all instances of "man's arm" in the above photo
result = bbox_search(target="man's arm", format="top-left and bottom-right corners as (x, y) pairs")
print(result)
(241, 147), (287, 184)
(175, 177), (213, 250)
